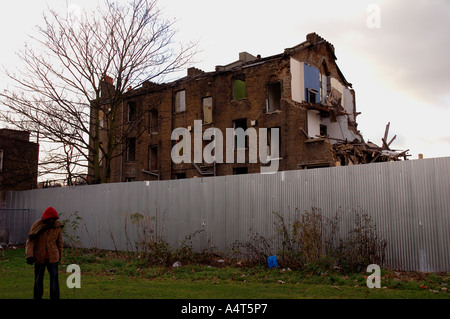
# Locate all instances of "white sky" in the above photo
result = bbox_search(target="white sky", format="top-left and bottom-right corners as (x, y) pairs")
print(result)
(1, 0), (449, 160)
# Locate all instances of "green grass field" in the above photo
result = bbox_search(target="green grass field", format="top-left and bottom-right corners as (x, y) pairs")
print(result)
(1, 247), (449, 299)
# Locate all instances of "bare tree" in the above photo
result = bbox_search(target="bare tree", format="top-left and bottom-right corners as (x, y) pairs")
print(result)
(1, 0), (197, 184)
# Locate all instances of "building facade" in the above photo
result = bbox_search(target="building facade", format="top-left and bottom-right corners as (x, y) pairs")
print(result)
(92, 33), (405, 183)
(0, 129), (39, 206)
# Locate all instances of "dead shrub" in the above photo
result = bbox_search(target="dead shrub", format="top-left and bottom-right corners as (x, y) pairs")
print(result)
(232, 207), (387, 274)
(333, 210), (387, 272)
(229, 229), (274, 267)
(275, 208), (339, 270)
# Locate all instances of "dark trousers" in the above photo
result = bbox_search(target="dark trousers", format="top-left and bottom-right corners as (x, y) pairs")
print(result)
(34, 260), (60, 299)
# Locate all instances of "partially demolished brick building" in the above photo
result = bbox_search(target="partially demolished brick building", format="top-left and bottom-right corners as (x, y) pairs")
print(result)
(96, 33), (407, 182)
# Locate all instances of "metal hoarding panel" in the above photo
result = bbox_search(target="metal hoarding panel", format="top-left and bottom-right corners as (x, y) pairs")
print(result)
(5, 157), (450, 271)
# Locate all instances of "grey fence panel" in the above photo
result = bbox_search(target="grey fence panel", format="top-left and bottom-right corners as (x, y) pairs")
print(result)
(5, 157), (450, 271)
(0, 209), (31, 245)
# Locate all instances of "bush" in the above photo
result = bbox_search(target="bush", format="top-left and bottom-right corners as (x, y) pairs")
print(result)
(231, 207), (387, 274)
(333, 210), (387, 272)
(274, 208), (340, 271)
(229, 230), (273, 267)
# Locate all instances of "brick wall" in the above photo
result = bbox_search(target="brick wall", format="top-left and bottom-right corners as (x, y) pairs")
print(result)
(0, 129), (39, 206)
(97, 34), (361, 183)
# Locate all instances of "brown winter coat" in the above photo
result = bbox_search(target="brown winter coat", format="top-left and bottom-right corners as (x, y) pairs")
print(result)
(25, 219), (63, 264)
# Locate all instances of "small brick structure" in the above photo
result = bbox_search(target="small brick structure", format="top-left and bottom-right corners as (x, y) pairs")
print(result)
(0, 129), (38, 242)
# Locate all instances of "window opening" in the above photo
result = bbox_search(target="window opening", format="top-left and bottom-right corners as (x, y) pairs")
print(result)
(267, 82), (281, 112)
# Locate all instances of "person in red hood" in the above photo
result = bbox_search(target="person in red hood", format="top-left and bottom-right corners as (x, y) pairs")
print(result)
(25, 207), (64, 299)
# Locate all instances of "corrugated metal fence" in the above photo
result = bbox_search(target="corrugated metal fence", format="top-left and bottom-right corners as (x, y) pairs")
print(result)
(0, 209), (32, 245)
(5, 157), (450, 272)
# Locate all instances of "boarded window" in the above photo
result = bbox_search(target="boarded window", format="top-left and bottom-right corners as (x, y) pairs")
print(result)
(149, 145), (158, 171)
(149, 109), (158, 133)
(203, 97), (213, 124)
(233, 77), (246, 100)
(175, 90), (186, 113)
(267, 82), (282, 112)
(127, 138), (136, 161)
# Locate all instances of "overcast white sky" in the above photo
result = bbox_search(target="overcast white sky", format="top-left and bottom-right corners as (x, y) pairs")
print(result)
(1, 0), (449, 160)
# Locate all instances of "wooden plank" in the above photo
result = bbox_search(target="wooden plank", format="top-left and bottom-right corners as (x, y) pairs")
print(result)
(387, 135), (397, 147)
(383, 122), (390, 142)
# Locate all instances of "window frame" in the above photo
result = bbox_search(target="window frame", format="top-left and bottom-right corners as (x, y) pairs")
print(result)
(233, 118), (248, 149)
(149, 109), (158, 134)
(320, 124), (328, 137)
(202, 96), (213, 124)
(307, 89), (318, 104)
(148, 145), (158, 171)
(233, 76), (247, 100)
(127, 101), (137, 122)
(266, 81), (282, 113)
(175, 89), (186, 113)
(126, 138), (136, 162)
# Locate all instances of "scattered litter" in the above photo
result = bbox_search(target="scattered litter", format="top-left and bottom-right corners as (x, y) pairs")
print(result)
(218, 259), (225, 263)
(172, 261), (181, 268)
(267, 256), (278, 269)
(278, 280), (285, 284)
(332, 284), (340, 290)
(429, 289), (439, 294)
